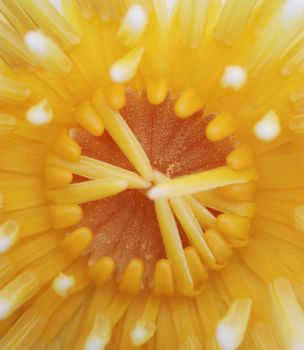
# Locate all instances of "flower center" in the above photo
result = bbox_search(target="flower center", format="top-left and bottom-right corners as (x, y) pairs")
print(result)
(44, 86), (257, 296)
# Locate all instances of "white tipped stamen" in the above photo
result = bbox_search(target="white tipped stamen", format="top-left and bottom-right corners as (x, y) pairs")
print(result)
(0, 298), (12, 320)
(110, 47), (145, 83)
(85, 336), (106, 350)
(0, 220), (20, 254)
(216, 298), (252, 350)
(52, 272), (75, 298)
(24, 30), (72, 74)
(254, 110), (281, 142)
(221, 66), (247, 90)
(26, 99), (53, 125)
(119, 5), (148, 47)
(130, 320), (156, 346)
(84, 313), (112, 350)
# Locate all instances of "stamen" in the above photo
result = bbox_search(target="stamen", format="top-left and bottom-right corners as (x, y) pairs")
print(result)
(215, 213), (251, 247)
(0, 114), (16, 132)
(84, 313), (111, 350)
(195, 190), (256, 218)
(170, 197), (216, 267)
(104, 83), (126, 110)
(44, 165), (73, 189)
(46, 178), (128, 204)
(130, 293), (160, 346)
(204, 229), (232, 266)
(24, 30), (72, 75)
(148, 166), (257, 199)
(269, 277), (304, 350)
(179, 0), (209, 49)
(92, 89), (153, 180)
(214, 0), (256, 45)
(0, 271), (39, 320)
(221, 66), (247, 91)
(154, 199), (194, 296)
(52, 130), (81, 161)
(226, 144), (254, 171)
(26, 99), (53, 125)
(0, 75), (30, 103)
(153, 259), (175, 296)
(218, 181), (257, 202)
(118, 5), (148, 48)
(118, 258), (144, 295)
(254, 110), (281, 142)
(105, 292), (133, 326)
(174, 88), (204, 118)
(75, 101), (104, 137)
(184, 246), (208, 288)
(0, 220), (20, 254)
(88, 256), (115, 286)
(52, 272), (75, 298)
(289, 113), (304, 134)
(216, 298), (252, 350)
(109, 47), (145, 83)
(185, 196), (216, 229)
(46, 153), (150, 189)
(60, 227), (93, 259)
(145, 78), (168, 106)
(17, 0), (80, 47)
(294, 205), (304, 232)
(205, 111), (236, 142)
(48, 204), (83, 229)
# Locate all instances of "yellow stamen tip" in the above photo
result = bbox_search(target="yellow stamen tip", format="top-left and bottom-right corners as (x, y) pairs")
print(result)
(204, 229), (232, 267)
(49, 204), (83, 229)
(218, 181), (257, 202)
(146, 78), (168, 105)
(174, 88), (204, 118)
(206, 111), (236, 142)
(75, 101), (104, 137)
(88, 256), (115, 286)
(104, 83), (126, 110)
(119, 258), (144, 295)
(52, 130), (81, 161)
(153, 259), (175, 296)
(44, 165), (73, 189)
(60, 226), (93, 259)
(226, 143), (254, 170)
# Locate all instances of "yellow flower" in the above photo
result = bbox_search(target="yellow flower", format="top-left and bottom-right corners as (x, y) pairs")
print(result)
(1, 0), (304, 349)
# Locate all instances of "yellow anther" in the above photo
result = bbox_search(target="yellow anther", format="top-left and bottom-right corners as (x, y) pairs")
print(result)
(75, 101), (104, 136)
(0, 271), (39, 320)
(153, 259), (175, 296)
(204, 229), (232, 267)
(52, 272), (75, 298)
(49, 204), (83, 229)
(206, 111), (236, 142)
(88, 256), (115, 286)
(104, 83), (126, 110)
(174, 88), (204, 118)
(216, 298), (252, 350)
(294, 205), (304, 232)
(44, 165), (73, 189)
(52, 130), (81, 161)
(226, 143), (254, 170)
(119, 258), (144, 295)
(60, 227), (93, 259)
(216, 214), (251, 247)
(218, 181), (257, 202)
(0, 220), (20, 254)
(110, 47), (145, 83)
(146, 78), (168, 105)
(184, 246), (208, 288)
